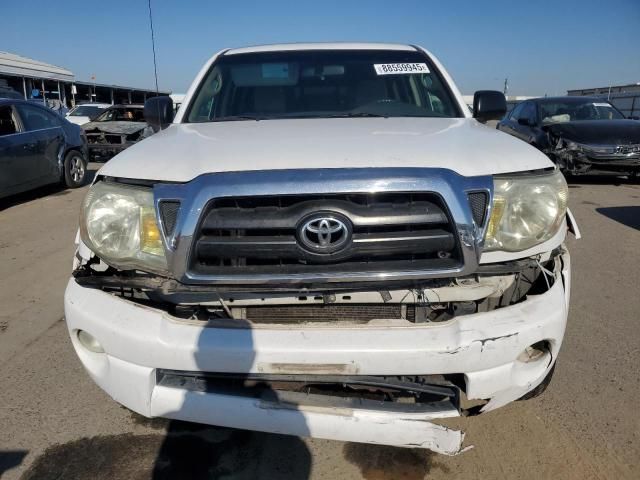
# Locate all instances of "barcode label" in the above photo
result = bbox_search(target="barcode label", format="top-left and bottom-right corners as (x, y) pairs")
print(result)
(374, 63), (430, 75)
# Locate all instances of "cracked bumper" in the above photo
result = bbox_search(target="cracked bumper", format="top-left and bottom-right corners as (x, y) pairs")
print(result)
(64, 253), (570, 453)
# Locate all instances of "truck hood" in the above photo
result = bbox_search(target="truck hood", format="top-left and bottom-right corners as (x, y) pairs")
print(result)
(66, 116), (91, 126)
(83, 121), (147, 135)
(99, 117), (552, 181)
(544, 120), (640, 146)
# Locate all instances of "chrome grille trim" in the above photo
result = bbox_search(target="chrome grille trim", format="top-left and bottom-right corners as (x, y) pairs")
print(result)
(154, 168), (493, 285)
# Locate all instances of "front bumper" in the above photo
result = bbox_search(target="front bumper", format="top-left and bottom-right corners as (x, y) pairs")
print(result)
(554, 149), (640, 176)
(87, 143), (130, 160)
(64, 252), (570, 454)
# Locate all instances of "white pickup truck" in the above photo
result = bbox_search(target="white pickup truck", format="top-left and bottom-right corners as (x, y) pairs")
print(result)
(65, 43), (576, 454)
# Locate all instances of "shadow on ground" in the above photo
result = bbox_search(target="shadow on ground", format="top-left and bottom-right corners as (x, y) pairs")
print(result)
(20, 419), (312, 480)
(0, 450), (28, 478)
(343, 443), (449, 479)
(566, 174), (639, 188)
(596, 206), (640, 230)
(0, 167), (97, 211)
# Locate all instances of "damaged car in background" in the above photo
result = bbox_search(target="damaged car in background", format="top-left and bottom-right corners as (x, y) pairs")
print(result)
(82, 104), (151, 161)
(498, 96), (640, 179)
(65, 102), (110, 126)
(65, 43), (579, 455)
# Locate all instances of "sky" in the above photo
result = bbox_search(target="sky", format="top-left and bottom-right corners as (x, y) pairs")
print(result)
(3, 0), (640, 96)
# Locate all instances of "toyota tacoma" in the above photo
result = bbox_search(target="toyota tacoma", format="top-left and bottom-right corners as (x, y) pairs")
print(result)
(65, 43), (578, 454)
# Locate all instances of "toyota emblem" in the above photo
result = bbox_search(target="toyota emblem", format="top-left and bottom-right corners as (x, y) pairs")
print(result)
(297, 214), (351, 254)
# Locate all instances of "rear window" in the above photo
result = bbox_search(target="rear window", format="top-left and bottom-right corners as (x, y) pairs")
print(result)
(187, 49), (462, 122)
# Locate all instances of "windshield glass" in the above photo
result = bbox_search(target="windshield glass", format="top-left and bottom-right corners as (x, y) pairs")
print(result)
(187, 49), (462, 122)
(95, 107), (144, 122)
(540, 100), (624, 124)
(69, 105), (104, 117)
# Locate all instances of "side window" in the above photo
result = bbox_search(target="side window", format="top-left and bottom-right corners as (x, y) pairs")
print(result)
(509, 103), (524, 120)
(521, 103), (537, 124)
(15, 104), (60, 131)
(0, 106), (19, 136)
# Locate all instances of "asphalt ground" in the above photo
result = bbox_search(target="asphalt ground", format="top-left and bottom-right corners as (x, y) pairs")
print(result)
(0, 166), (638, 479)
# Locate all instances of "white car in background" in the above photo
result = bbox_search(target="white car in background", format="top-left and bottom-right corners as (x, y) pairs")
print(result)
(65, 103), (110, 125)
(66, 43), (579, 454)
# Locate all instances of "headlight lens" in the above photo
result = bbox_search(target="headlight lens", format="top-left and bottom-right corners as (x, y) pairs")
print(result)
(484, 171), (568, 252)
(80, 182), (167, 272)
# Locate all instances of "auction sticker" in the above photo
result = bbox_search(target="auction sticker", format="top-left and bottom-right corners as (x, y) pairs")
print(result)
(374, 63), (430, 75)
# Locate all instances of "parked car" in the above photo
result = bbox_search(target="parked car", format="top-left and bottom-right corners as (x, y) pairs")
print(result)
(66, 103), (111, 126)
(0, 98), (88, 199)
(497, 96), (640, 177)
(0, 86), (24, 100)
(82, 104), (149, 161)
(66, 43), (578, 454)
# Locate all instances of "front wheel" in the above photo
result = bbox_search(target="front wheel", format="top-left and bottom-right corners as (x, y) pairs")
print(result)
(63, 150), (87, 188)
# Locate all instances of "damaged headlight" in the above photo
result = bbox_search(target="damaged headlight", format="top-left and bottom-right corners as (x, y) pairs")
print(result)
(79, 181), (167, 273)
(484, 170), (568, 252)
(559, 139), (614, 155)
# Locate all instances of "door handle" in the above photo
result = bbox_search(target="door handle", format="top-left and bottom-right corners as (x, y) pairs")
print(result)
(23, 143), (37, 151)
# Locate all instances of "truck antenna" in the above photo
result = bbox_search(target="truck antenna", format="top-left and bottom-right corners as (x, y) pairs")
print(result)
(147, 0), (160, 98)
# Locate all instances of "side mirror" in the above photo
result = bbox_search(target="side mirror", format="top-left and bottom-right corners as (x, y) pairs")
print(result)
(517, 117), (533, 126)
(473, 90), (507, 123)
(144, 96), (174, 131)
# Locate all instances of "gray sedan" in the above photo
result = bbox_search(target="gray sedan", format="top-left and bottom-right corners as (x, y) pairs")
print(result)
(0, 98), (88, 199)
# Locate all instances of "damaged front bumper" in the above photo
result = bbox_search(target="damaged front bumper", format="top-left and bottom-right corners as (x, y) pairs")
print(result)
(550, 141), (640, 176)
(86, 143), (131, 161)
(64, 250), (570, 454)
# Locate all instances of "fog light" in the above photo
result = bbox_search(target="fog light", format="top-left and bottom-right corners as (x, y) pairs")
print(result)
(77, 330), (104, 353)
(517, 341), (549, 363)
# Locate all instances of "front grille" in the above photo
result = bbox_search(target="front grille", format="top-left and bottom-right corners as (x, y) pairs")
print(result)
(243, 304), (415, 323)
(86, 133), (124, 145)
(189, 192), (461, 278)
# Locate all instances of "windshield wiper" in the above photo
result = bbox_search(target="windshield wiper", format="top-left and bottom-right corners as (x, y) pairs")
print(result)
(326, 112), (388, 118)
(211, 115), (267, 122)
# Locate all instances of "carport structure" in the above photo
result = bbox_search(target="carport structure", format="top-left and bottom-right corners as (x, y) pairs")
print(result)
(0, 51), (169, 109)
(0, 51), (73, 105)
(71, 80), (166, 105)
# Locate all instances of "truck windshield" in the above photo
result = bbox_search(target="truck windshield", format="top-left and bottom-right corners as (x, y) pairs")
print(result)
(186, 49), (462, 122)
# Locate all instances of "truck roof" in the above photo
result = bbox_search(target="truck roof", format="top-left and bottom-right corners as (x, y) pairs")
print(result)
(224, 42), (417, 56)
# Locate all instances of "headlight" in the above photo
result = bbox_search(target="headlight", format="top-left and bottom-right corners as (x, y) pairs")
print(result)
(80, 181), (167, 272)
(484, 170), (568, 252)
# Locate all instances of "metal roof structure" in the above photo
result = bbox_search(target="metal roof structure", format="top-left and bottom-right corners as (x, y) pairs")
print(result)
(567, 82), (640, 96)
(73, 79), (170, 95)
(0, 51), (74, 82)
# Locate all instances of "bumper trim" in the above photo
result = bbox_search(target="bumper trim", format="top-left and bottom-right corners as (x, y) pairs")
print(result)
(150, 383), (466, 454)
(157, 370), (460, 400)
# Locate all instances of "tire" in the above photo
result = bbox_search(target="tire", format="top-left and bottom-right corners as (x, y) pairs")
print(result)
(518, 363), (556, 401)
(63, 150), (87, 188)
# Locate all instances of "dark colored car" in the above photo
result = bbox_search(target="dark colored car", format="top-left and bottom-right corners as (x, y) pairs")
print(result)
(82, 105), (149, 161)
(0, 86), (24, 100)
(497, 96), (640, 177)
(0, 99), (88, 199)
